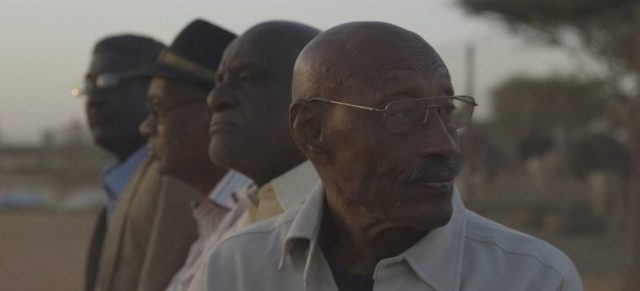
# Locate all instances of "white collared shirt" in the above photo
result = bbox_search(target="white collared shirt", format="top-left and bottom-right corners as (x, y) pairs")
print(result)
(165, 171), (252, 291)
(207, 170), (253, 209)
(270, 160), (319, 210)
(237, 160), (320, 225)
(201, 185), (582, 291)
(183, 161), (320, 291)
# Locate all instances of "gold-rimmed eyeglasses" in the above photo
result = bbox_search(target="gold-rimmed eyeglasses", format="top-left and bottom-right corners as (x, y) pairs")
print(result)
(307, 95), (477, 134)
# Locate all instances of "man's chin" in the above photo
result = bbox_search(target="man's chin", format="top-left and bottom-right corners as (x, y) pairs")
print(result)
(208, 140), (243, 168)
(92, 131), (113, 144)
(417, 209), (453, 230)
(93, 134), (125, 152)
(387, 201), (454, 230)
(93, 130), (142, 148)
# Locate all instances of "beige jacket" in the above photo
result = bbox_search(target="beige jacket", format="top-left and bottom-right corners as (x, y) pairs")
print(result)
(96, 159), (198, 291)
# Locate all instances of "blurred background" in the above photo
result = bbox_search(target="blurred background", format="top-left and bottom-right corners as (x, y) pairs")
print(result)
(0, 0), (637, 290)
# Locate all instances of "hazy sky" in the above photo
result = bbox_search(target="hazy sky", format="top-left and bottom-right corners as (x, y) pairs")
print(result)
(0, 0), (578, 144)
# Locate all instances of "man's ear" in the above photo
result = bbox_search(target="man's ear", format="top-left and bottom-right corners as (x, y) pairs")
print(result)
(289, 101), (329, 165)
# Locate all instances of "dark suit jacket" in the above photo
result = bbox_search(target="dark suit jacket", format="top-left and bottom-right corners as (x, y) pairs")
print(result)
(85, 207), (107, 291)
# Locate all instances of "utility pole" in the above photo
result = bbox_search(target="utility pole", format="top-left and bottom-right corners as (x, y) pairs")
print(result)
(0, 120), (3, 149)
(464, 42), (478, 208)
(623, 3), (640, 290)
(465, 42), (476, 97)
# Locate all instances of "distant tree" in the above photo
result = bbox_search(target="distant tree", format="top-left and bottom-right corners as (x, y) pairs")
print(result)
(458, 1), (640, 286)
(458, 0), (638, 85)
(567, 133), (632, 178)
(491, 75), (608, 148)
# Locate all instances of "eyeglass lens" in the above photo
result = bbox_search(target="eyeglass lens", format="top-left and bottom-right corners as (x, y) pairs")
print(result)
(384, 96), (474, 134)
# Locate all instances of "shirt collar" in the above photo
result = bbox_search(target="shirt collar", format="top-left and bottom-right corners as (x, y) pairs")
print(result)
(400, 188), (467, 290)
(102, 144), (148, 197)
(270, 160), (319, 210)
(208, 170), (254, 209)
(280, 184), (467, 291)
(278, 182), (325, 269)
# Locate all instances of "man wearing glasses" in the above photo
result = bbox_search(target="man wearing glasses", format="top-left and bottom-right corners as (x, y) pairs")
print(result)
(75, 34), (165, 291)
(76, 34), (164, 221)
(201, 22), (582, 291)
(95, 20), (249, 291)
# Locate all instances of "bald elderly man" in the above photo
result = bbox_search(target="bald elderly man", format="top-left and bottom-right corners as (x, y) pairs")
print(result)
(200, 22), (582, 291)
(206, 21), (321, 225)
(179, 21), (320, 291)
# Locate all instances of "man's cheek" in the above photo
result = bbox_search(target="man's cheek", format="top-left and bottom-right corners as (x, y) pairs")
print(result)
(359, 154), (391, 205)
(379, 154), (411, 199)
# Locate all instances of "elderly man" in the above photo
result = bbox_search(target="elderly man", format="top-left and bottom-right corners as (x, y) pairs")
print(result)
(77, 34), (164, 291)
(201, 22), (583, 291)
(137, 19), (251, 291)
(180, 21), (321, 291)
(96, 20), (246, 291)
(205, 20), (320, 235)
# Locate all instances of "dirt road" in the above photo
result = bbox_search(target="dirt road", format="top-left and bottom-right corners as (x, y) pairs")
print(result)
(0, 209), (97, 291)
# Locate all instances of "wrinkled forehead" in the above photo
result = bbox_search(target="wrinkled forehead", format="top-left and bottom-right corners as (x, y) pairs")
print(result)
(334, 54), (453, 105)
(364, 51), (450, 83)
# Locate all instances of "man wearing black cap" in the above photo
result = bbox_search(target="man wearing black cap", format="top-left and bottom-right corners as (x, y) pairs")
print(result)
(95, 20), (243, 291)
(77, 34), (165, 291)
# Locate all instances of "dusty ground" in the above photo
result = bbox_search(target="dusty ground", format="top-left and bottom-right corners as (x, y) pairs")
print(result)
(0, 208), (97, 291)
(0, 208), (632, 291)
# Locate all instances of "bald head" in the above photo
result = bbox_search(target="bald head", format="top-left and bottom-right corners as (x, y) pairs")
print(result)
(208, 20), (320, 186)
(289, 22), (461, 231)
(292, 21), (450, 102)
(220, 21), (320, 80)
(239, 20), (319, 55)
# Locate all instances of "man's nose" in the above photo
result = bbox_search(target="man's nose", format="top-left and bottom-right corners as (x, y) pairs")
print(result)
(207, 84), (238, 113)
(418, 109), (458, 158)
(139, 115), (157, 139)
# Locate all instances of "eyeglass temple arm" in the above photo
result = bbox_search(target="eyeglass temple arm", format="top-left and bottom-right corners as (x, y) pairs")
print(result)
(308, 98), (387, 112)
(454, 95), (479, 106)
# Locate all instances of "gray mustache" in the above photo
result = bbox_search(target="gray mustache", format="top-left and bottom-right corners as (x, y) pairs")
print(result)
(407, 157), (460, 183)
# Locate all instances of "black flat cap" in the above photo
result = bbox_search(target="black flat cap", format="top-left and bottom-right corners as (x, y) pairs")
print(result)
(140, 19), (236, 89)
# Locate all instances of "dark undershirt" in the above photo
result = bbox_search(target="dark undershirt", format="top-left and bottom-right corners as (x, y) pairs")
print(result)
(329, 265), (374, 291)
